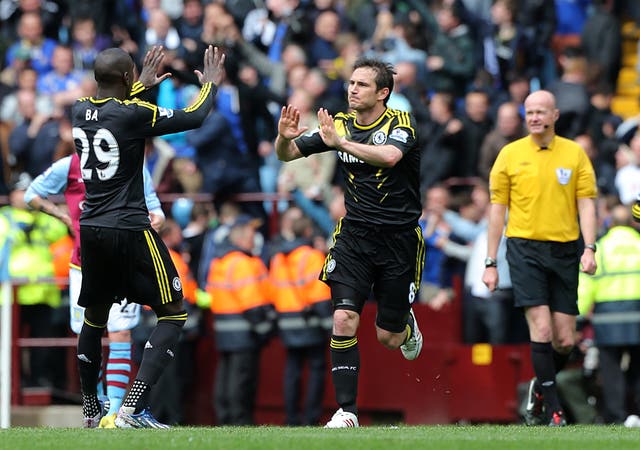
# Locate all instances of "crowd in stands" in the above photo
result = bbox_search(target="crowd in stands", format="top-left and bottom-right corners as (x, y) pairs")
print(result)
(3, 0), (640, 425)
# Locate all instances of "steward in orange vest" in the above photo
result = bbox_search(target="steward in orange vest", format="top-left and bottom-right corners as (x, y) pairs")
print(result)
(206, 215), (274, 351)
(270, 237), (332, 347)
(269, 215), (332, 425)
(206, 214), (274, 425)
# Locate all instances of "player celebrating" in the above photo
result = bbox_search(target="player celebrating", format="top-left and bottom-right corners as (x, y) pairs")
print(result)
(25, 152), (164, 428)
(275, 57), (424, 428)
(72, 44), (224, 428)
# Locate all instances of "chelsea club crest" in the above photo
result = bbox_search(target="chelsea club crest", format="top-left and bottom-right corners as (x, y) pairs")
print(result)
(372, 130), (387, 145)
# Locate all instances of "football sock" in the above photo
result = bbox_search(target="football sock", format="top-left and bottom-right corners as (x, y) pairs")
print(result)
(330, 335), (359, 415)
(77, 320), (106, 418)
(552, 348), (571, 373)
(77, 320), (106, 396)
(124, 316), (184, 412)
(123, 379), (149, 413)
(82, 392), (101, 419)
(106, 342), (132, 415)
(531, 341), (563, 413)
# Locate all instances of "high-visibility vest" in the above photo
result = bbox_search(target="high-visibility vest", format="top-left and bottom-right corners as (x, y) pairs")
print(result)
(270, 244), (331, 347)
(50, 234), (73, 289)
(206, 249), (274, 351)
(578, 226), (640, 346)
(1, 207), (68, 307)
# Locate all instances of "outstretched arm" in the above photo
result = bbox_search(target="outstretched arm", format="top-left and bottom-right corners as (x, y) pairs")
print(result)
(317, 108), (403, 167)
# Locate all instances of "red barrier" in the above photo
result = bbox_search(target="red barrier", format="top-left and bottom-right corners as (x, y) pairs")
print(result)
(186, 303), (533, 425)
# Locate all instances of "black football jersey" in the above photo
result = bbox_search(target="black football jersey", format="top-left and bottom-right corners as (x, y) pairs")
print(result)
(296, 108), (421, 227)
(71, 82), (216, 229)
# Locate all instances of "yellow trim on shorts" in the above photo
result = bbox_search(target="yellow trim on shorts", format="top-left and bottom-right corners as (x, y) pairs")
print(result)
(143, 230), (171, 304)
(84, 318), (107, 328)
(158, 312), (188, 322)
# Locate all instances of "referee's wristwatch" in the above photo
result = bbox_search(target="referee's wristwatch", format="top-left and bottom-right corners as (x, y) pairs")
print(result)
(484, 257), (497, 268)
(584, 243), (597, 253)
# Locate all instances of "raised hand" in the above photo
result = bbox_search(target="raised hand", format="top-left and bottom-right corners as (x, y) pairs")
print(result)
(317, 108), (341, 148)
(194, 45), (226, 86)
(138, 46), (172, 88)
(277, 105), (308, 140)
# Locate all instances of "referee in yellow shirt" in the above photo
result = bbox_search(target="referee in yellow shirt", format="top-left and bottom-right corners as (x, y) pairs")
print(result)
(483, 90), (597, 427)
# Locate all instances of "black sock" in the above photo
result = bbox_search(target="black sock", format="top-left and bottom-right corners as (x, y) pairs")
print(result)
(123, 379), (149, 413)
(137, 318), (183, 385)
(330, 335), (359, 415)
(552, 348), (571, 373)
(531, 341), (562, 413)
(124, 318), (183, 412)
(77, 322), (105, 396)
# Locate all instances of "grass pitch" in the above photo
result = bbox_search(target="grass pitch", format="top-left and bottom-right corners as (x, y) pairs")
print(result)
(2, 425), (639, 450)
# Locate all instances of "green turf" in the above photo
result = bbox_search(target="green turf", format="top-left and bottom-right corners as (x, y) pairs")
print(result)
(2, 425), (639, 450)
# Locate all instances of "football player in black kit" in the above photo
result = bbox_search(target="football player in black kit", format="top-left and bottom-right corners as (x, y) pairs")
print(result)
(73, 45), (225, 428)
(275, 57), (425, 428)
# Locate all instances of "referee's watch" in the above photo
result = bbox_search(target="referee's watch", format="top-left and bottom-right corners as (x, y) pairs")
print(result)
(484, 257), (497, 268)
(584, 243), (597, 253)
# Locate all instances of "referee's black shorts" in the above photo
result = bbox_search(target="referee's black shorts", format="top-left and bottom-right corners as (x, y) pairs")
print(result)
(78, 226), (183, 308)
(320, 219), (425, 332)
(506, 237), (580, 315)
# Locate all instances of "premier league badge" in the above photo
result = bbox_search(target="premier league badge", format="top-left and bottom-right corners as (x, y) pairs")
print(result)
(555, 168), (572, 185)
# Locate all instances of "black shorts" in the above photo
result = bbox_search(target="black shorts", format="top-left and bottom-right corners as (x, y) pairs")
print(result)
(321, 219), (425, 332)
(78, 226), (183, 308)
(506, 238), (579, 315)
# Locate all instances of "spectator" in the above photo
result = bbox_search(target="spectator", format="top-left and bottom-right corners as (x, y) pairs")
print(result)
(36, 45), (86, 112)
(419, 91), (466, 191)
(8, 88), (61, 177)
(459, 89), (493, 178)
(581, 0), (622, 93)
(270, 214), (332, 425)
(69, 15), (112, 71)
(206, 214), (275, 425)
(578, 205), (640, 424)
(173, 0), (204, 43)
(478, 101), (525, 180)
(0, 172), (69, 388)
(548, 46), (590, 139)
(552, 0), (591, 59)
(423, 2), (476, 99)
(144, 8), (181, 53)
(4, 12), (57, 76)
(615, 132), (640, 205)
(419, 184), (454, 307)
(517, 0), (557, 88)
(480, 0), (529, 91)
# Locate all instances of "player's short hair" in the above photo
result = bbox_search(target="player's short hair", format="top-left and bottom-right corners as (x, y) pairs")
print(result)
(353, 57), (396, 105)
(94, 48), (132, 85)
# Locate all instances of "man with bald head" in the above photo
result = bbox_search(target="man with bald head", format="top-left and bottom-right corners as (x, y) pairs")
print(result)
(483, 90), (598, 426)
(73, 45), (225, 428)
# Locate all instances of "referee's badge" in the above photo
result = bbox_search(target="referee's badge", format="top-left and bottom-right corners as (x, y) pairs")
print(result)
(372, 130), (387, 145)
(172, 276), (182, 291)
(326, 259), (336, 273)
(555, 168), (572, 185)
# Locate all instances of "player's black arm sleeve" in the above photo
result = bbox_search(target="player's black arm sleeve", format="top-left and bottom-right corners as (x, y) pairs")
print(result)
(129, 81), (159, 103)
(143, 82), (218, 136)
